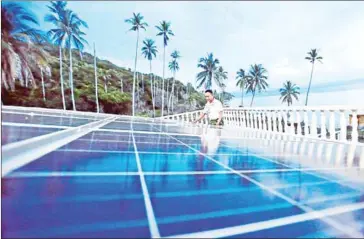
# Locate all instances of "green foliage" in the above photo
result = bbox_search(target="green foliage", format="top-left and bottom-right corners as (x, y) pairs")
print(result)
(99, 91), (131, 104)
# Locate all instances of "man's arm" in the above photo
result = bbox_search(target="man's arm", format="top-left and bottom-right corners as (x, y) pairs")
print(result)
(193, 112), (206, 123)
(194, 105), (208, 124)
(216, 101), (224, 125)
(216, 111), (223, 125)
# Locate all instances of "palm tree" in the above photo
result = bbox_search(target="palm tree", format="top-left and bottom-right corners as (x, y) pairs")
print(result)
(125, 13), (148, 116)
(2, 2), (47, 92)
(46, 7), (88, 111)
(141, 38), (158, 117)
(156, 20), (174, 116)
(305, 49), (323, 106)
(196, 53), (220, 90)
(220, 83), (226, 105)
(215, 87), (234, 106)
(38, 60), (51, 102)
(168, 50), (181, 114)
(236, 69), (247, 107)
(45, 1), (67, 110)
(186, 82), (193, 100)
(246, 64), (268, 107)
(214, 66), (228, 89)
(99, 69), (112, 93)
(279, 81), (300, 106)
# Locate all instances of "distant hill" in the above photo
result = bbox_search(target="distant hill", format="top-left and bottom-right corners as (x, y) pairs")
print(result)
(2, 44), (206, 117)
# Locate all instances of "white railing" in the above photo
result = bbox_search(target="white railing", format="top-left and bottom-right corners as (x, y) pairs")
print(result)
(161, 106), (364, 144)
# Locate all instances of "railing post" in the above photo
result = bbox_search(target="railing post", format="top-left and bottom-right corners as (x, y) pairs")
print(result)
(351, 110), (358, 143)
(257, 111), (262, 130)
(248, 111), (252, 128)
(311, 110), (317, 138)
(229, 110), (233, 126)
(346, 144), (356, 168)
(272, 111), (276, 132)
(239, 110), (244, 128)
(267, 111), (272, 132)
(340, 109), (347, 142)
(235, 110), (238, 126)
(238, 110), (245, 128)
(320, 110), (326, 139)
(250, 111), (254, 128)
(289, 110), (295, 135)
(226, 110), (230, 126)
(303, 110), (309, 136)
(282, 110), (287, 133)
(278, 111), (283, 133)
(296, 110), (302, 136)
(329, 110), (335, 140)
(262, 110), (267, 131)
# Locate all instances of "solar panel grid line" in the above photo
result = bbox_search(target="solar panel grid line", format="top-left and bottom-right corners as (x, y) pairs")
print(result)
(221, 139), (364, 192)
(10, 192), (363, 226)
(255, 149), (364, 193)
(163, 202), (364, 239)
(2, 116), (117, 176)
(2, 110), (104, 121)
(7, 167), (360, 178)
(2, 122), (71, 129)
(76, 138), (186, 145)
(131, 127), (161, 238)
(51, 148), (360, 162)
(1, 176), (361, 211)
(154, 194), (364, 232)
(166, 134), (363, 238)
(2, 105), (139, 119)
(217, 127), (364, 147)
(94, 128), (201, 138)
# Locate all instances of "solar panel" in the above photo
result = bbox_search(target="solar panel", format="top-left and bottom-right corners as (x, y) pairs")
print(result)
(2, 106), (364, 238)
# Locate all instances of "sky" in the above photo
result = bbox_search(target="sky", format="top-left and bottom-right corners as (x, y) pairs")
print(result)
(23, 1), (364, 107)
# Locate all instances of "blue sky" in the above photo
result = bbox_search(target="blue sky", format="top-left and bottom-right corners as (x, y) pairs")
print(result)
(22, 1), (364, 106)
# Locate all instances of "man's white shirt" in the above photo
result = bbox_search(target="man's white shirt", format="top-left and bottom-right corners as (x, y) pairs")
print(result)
(203, 99), (223, 120)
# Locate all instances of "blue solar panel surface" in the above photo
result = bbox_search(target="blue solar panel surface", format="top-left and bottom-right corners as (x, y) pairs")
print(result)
(2, 107), (364, 238)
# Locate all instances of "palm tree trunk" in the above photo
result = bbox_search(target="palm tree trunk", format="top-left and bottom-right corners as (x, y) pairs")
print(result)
(120, 77), (123, 93)
(141, 73), (144, 92)
(166, 79), (169, 112)
(136, 72), (139, 110)
(208, 71), (213, 90)
(132, 30), (140, 117)
(250, 90), (256, 107)
(40, 67), (46, 102)
(161, 45), (166, 117)
(168, 73), (176, 114)
(25, 70), (28, 88)
(2, 72), (10, 91)
(241, 89), (244, 107)
(69, 41), (76, 111)
(59, 46), (66, 110)
(305, 62), (315, 106)
(150, 61), (156, 117)
(94, 42), (100, 113)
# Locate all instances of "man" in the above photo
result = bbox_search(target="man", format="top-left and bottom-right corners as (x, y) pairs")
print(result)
(193, 89), (224, 126)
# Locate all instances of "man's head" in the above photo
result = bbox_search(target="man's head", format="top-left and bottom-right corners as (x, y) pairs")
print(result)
(204, 89), (214, 103)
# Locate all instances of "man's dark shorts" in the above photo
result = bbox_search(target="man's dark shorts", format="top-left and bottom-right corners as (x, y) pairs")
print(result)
(209, 119), (224, 126)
